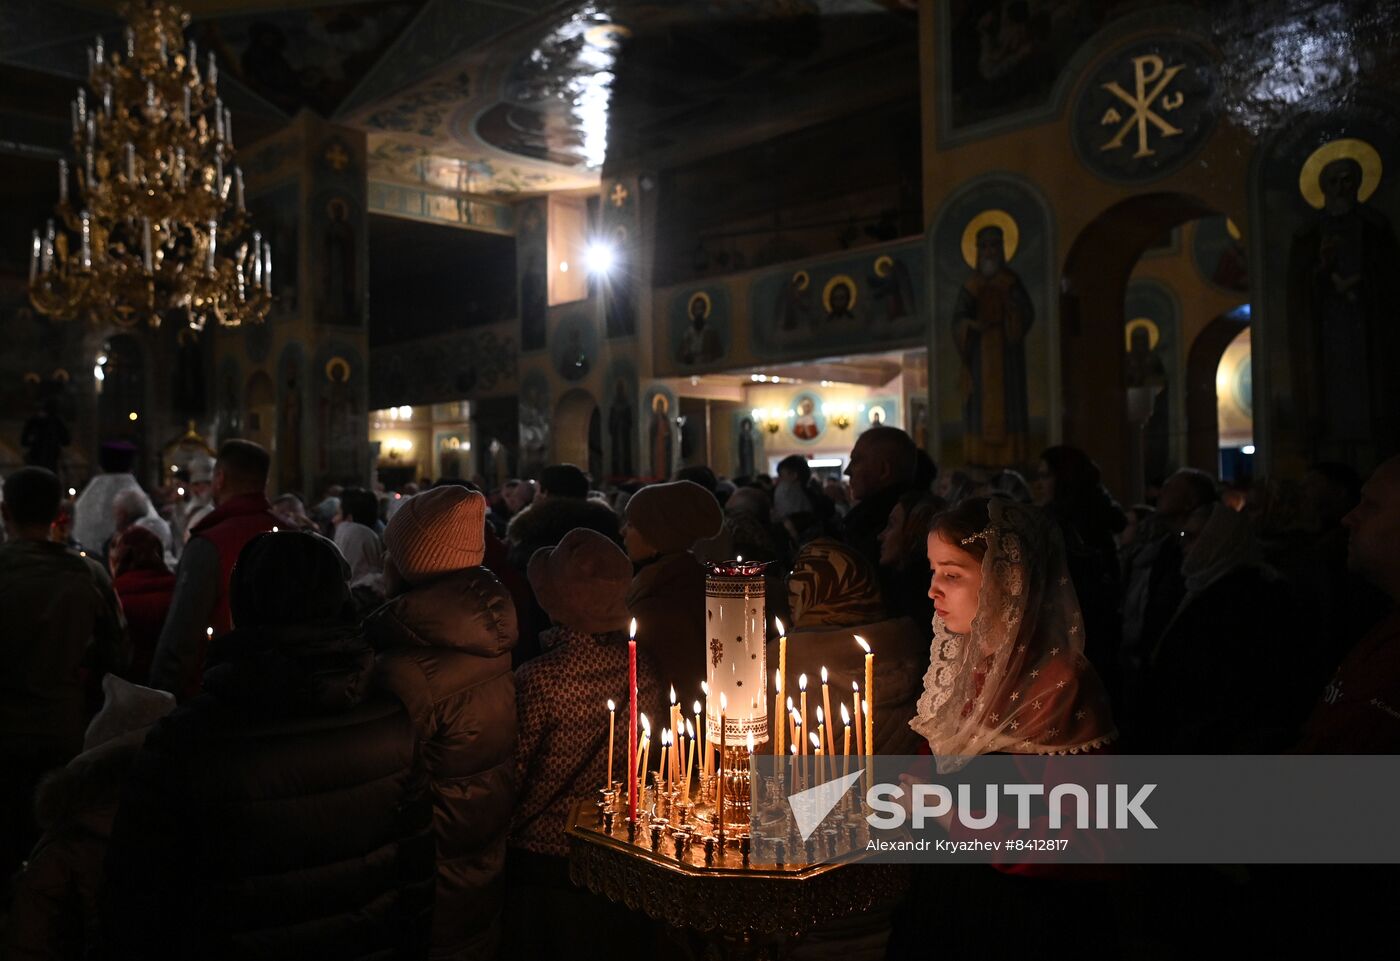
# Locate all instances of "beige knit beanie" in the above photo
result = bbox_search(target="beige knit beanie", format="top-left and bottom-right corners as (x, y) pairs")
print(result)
(383, 486), (486, 582)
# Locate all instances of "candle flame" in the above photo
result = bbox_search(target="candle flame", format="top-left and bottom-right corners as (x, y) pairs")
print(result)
(821, 665), (828, 683)
(791, 743), (798, 754)
(855, 635), (870, 654)
(775, 616), (784, 636)
(662, 728), (670, 746)
(816, 706), (824, 724)
(737, 554), (743, 562)
(774, 670), (782, 693)
(686, 718), (695, 737)
(799, 673), (807, 691)
(853, 680), (860, 692)
(810, 732), (821, 748)
(206, 626), (213, 637)
(669, 685), (676, 704)
(841, 703), (851, 725)
(719, 692), (728, 710)
(747, 732), (754, 751)
(629, 617), (637, 639)
(640, 713), (650, 734)
(693, 700), (702, 715)
(793, 713), (802, 728)
(701, 681), (709, 696)
(787, 696), (794, 711)
(607, 699), (615, 711)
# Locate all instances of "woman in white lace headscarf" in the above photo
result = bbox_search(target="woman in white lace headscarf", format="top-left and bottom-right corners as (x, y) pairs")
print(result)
(910, 496), (1117, 772)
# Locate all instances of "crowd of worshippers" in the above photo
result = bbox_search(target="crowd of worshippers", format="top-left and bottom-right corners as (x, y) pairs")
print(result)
(1, 425), (1398, 959)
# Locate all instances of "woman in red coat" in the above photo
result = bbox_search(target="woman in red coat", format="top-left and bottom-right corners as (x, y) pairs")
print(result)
(108, 526), (175, 686)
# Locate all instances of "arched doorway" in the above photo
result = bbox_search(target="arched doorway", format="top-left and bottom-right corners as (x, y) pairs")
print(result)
(1060, 193), (1232, 498)
(244, 372), (276, 454)
(553, 388), (598, 473)
(1185, 307), (1250, 474)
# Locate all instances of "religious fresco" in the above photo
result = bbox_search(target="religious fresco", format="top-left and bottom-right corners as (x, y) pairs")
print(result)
(368, 326), (517, 409)
(553, 312), (599, 382)
(668, 287), (731, 370)
(1256, 101), (1400, 470)
(861, 397), (901, 432)
(939, 1), (1218, 138)
(519, 368), (552, 476)
(931, 177), (1052, 470)
(517, 199), (549, 352)
(198, 3), (421, 116)
(364, 141), (569, 197)
(366, 181), (514, 235)
(733, 412), (762, 479)
(315, 344), (368, 487)
(1191, 216), (1248, 293)
(601, 178), (640, 339)
(245, 183), (301, 318)
(788, 392), (826, 444)
(748, 242), (924, 361)
(1124, 279), (1179, 483)
(311, 192), (363, 327)
(642, 384), (677, 480)
(276, 344), (306, 496)
(603, 358), (639, 478)
(364, 71), (472, 137)
(1070, 36), (1217, 183)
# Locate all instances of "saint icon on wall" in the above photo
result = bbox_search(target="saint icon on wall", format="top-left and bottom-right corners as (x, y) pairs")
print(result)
(677, 292), (723, 365)
(319, 197), (357, 326)
(608, 378), (634, 476)
(868, 255), (915, 322)
(778, 270), (817, 331)
(737, 416), (756, 477)
(649, 392), (674, 479)
(822, 275), (858, 322)
(1287, 137), (1400, 460)
(792, 396), (820, 441)
(953, 209), (1034, 467)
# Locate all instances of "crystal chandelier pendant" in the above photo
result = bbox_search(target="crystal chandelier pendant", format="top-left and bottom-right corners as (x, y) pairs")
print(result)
(27, 0), (271, 331)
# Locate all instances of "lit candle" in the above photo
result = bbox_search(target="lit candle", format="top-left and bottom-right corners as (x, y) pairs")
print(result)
(58, 159), (68, 205)
(821, 666), (835, 758)
(816, 706), (825, 780)
(841, 703), (852, 783)
(787, 697), (796, 752)
(811, 731), (824, 784)
(206, 221), (217, 275)
(79, 211), (92, 269)
(639, 713), (651, 801)
(799, 673), (808, 756)
(856, 636), (873, 758)
(718, 692), (727, 840)
(95, 34), (104, 66)
(214, 98), (224, 142)
(262, 242), (272, 294)
(683, 718), (696, 803)
(606, 699), (616, 790)
(701, 680), (710, 777)
(207, 51), (218, 89)
(628, 618), (638, 822)
(252, 233), (263, 287)
(29, 230), (39, 283)
(668, 685), (679, 789)
(225, 108), (234, 150)
(852, 681), (864, 758)
(775, 617), (786, 756)
(234, 166), (244, 212)
(773, 669), (783, 757)
(103, 83), (112, 119)
(657, 728), (669, 794)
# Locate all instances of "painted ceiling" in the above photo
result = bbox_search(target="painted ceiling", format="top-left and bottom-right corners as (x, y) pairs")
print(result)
(1, 0), (915, 198)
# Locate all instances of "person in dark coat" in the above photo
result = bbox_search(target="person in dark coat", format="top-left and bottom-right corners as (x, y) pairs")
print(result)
(5, 675), (175, 961)
(1145, 504), (1314, 752)
(842, 427), (919, 580)
(1031, 446), (1128, 707)
(366, 486), (518, 961)
(622, 480), (723, 688)
(1, 467), (127, 882)
(107, 526), (175, 686)
(100, 530), (435, 960)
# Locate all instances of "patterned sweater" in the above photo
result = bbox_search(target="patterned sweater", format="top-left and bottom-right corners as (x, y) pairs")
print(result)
(511, 627), (664, 856)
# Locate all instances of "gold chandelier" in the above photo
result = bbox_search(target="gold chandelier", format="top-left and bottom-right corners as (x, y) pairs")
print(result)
(27, 0), (270, 330)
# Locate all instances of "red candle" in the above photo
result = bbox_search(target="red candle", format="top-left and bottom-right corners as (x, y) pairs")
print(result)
(628, 618), (638, 822)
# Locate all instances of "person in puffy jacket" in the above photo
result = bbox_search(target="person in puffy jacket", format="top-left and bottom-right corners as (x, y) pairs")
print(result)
(365, 486), (518, 961)
(100, 531), (435, 960)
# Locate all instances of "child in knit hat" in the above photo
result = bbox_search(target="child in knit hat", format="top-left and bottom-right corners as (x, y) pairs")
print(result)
(505, 528), (662, 957)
